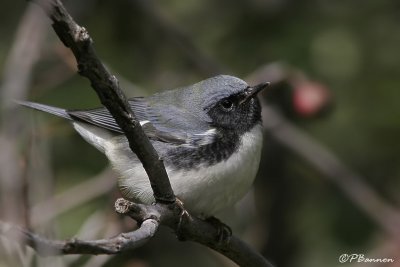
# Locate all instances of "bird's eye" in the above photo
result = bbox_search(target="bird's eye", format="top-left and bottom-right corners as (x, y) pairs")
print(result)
(220, 99), (234, 111)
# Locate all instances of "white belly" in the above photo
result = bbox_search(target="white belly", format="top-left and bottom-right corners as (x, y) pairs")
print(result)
(103, 124), (263, 216)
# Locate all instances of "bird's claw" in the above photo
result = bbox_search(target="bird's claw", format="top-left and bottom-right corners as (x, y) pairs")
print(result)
(175, 197), (191, 219)
(174, 197), (192, 240)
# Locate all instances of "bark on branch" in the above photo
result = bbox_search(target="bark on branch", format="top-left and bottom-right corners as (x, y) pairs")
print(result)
(0, 218), (158, 256)
(35, 0), (175, 204)
(5, 1), (274, 266)
(1, 198), (273, 267)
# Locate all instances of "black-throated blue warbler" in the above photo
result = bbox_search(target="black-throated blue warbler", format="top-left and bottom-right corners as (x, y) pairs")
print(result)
(20, 75), (268, 217)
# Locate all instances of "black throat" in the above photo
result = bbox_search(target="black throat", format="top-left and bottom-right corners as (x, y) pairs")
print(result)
(165, 128), (241, 170)
(165, 96), (262, 170)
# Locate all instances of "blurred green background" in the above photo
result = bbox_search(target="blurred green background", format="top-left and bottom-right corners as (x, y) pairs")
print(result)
(1, 0), (400, 267)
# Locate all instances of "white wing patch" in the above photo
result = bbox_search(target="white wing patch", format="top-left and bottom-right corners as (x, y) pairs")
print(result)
(190, 128), (217, 146)
(139, 120), (150, 126)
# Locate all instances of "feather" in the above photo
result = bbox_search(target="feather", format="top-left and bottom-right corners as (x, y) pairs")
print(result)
(19, 98), (216, 146)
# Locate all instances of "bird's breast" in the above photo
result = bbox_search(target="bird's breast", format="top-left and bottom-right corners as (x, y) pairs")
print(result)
(168, 124), (263, 216)
(106, 124), (263, 217)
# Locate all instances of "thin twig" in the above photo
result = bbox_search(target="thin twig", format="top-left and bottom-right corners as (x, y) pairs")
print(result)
(10, 219), (159, 256)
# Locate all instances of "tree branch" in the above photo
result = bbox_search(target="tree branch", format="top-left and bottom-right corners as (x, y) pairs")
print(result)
(116, 199), (272, 266)
(1, 219), (158, 256)
(33, 0), (175, 204)
(1, 198), (273, 267)
(8, 1), (274, 266)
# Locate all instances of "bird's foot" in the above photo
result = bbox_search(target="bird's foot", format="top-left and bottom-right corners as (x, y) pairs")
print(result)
(174, 197), (192, 240)
(175, 197), (191, 219)
(205, 216), (232, 244)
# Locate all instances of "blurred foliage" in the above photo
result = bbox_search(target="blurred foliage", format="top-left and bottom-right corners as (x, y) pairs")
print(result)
(1, 0), (400, 267)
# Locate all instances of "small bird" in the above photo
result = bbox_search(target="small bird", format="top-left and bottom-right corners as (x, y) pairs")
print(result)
(20, 75), (268, 217)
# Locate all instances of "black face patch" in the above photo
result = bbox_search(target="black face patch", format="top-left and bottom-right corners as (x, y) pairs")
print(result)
(206, 94), (262, 134)
(164, 94), (262, 170)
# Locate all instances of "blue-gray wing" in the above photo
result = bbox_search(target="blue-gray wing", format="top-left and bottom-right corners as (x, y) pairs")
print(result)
(68, 97), (215, 146)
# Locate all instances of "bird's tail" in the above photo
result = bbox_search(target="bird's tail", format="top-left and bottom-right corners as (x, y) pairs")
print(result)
(17, 100), (72, 120)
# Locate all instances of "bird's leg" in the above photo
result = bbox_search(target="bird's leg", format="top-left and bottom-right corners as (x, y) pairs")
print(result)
(174, 197), (192, 240)
(205, 216), (232, 244)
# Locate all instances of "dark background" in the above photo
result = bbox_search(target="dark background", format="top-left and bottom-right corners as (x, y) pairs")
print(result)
(1, 0), (400, 266)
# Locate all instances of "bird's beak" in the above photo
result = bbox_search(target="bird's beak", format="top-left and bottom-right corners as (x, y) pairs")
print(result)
(240, 82), (270, 104)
